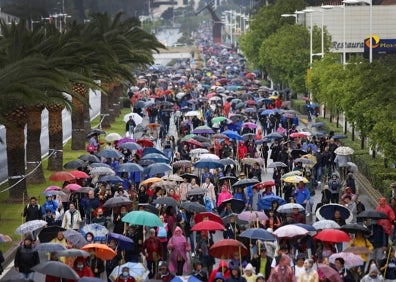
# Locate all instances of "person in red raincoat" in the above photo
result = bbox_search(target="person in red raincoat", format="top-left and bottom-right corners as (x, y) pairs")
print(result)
(208, 260), (230, 282)
(224, 101), (231, 118)
(376, 197), (395, 242)
(275, 97), (282, 109)
(238, 141), (248, 160)
(65, 256), (94, 282)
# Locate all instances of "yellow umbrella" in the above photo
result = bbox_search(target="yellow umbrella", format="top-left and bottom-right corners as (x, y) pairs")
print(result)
(283, 175), (309, 183)
(140, 177), (163, 186)
(269, 95), (278, 99)
(301, 154), (317, 165)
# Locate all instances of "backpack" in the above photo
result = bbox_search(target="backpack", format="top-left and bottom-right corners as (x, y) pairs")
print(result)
(330, 180), (338, 191)
(158, 226), (167, 238)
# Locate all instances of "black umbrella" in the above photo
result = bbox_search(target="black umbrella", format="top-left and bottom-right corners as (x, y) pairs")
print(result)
(153, 197), (178, 208)
(220, 158), (238, 167)
(219, 198), (246, 214)
(219, 176), (238, 184)
(180, 173), (200, 183)
(103, 197), (133, 208)
(138, 203), (159, 215)
(291, 149), (308, 159)
(63, 159), (85, 169)
(192, 135), (211, 143)
(357, 210), (389, 219)
(232, 178), (260, 189)
(186, 188), (208, 197)
(181, 201), (206, 213)
(341, 223), (370, 234)
(38, 226), (66, 243)
(79, 154), (100, 163)
(222, 213), (248, 225)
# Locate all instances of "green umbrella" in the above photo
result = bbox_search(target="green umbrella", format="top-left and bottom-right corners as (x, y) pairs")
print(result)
(180, 134), (197, 142)
(212, 116), (227, 124)
(122, 211), (163, 227)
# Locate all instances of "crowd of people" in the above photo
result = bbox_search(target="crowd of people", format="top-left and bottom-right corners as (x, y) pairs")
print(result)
(11, 42), (396, 282)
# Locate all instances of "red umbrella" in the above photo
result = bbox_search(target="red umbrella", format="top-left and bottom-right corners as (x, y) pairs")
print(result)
(136, 138), (154, 148)
(206, 92), (217, 99)
(49, 171), (75, 182)
(314, 229), (351, 243)
(191, 220), (225, 232)
(209, 239), (249, 259)
(64, 183), (82, 191)
(245, 100), (256, 105)
(262, 180), (275, 187)
(69, 170), (90, 179)
(195, 212), (223, 225)
(290, 132), (308, 138)
(184, 139), (202, 147)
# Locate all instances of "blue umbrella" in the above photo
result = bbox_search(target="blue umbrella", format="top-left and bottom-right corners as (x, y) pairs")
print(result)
(222, 130), (243, 140)
(97, 149), (124, 159)
(141, 153), (170, 163)
(108, 232), (134, 251)
(261, 109), (275, 115)
(115, 163), (144, 173)
(134, 100), (147, 108)
(143, 147), (167, 156)
(258, 195), (286, 211)
(118, 142), (143, 151)
(194, 158), (224, 169)
(302, 143), (318, 153)
(98, 175), (123, 184)
(239, 228), (276, 241)
(144, 163), (172, 175)
(89, 162), (111, 168)
(81, 223), (109, 241)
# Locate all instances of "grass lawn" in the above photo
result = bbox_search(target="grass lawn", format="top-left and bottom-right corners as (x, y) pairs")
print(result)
(0, 107), (130, 253)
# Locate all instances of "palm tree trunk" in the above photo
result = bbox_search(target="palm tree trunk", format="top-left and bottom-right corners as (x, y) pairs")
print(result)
(47, 104), (65, 171)
(72, 84), (88, 150)
(101, 88), (111, 128)
(26, 105), (45, 184)
(112, 83), (124, 117)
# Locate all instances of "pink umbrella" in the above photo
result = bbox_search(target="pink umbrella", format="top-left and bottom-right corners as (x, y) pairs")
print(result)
(238, 211), (268, 222)
(241, 122), (257, 129)
(329, 252), (364, 267)
(0, 234), (12, 243)
(44, 185), (61, 192)
(64, 183), (82, 191)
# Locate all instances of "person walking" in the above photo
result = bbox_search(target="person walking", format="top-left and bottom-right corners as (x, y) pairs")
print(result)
(62, 203), (82, 230)
(14, 234), (40, 280)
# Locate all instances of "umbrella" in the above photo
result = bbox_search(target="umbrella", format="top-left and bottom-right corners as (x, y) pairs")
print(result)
(0, 233), (12, 243)
(103, 197), (133, 209)
(273, 225), (309, 238)
(138, 203), (159, 215)
(44, 185), (61, 192)
(134, 100), (147, 109)
(329, 252), (364, 267)
(290, 132), (308, 138)
(232, 178), (260, 189)
(281, 171), (303, 179)
(357, 210), (389, 219)
(147, 123), (161, 130)
(117, 137), (135, 145)
(209, 239), (249, 259)
(241, 157), (264, 166)
(141, 153), (170, 163)
(108, 232), (134, 251)
(116, 163), (144, 173)
(16, 219), (47, 235)
(143, 147), (166, 156)
(79, 154), (100, 163)
(283, 175), (309, 184)
(222, 130), (242, 140)
(42, 190), (66, 197)
(218, 198), (246, 214)
(64, 159), (85, 169)
(62, 229), (88, 248)
(194, 158), (224, 169)
(190, 148), (210, 155)
(222, 213), (248, 225)
(311, 122), (325, 128)
(294, 223), (317, 236)
(198, 154), (220, 160)
(76, 187), (95, 194)
(118, 142), (143, 151)
(180, 134), (199, 142)
(192, 125), (215, 134)
(343, 246), (371, 255)
(34, 243), (67, 253)
(38, 226), (66, 243)
(212, 116), (228, 124)
(90, 168), (115, 178)
(262, 180), (276, 187)
(290, 149), (307, 159)
(162, 174), (184, 182)
(184, 138), (202, 147)
(140, 177), (163, 186)
(109, 262), (149, 281)
(346, 161), (358, 172)
(153, 197), (179, 208)
(152, 181), (177, 190)
(144, 163), (172, 175)
(267, 162), (288, 168)
(239, 228), (275, 241)
(180, 201), (206, 213)
(123, 113), (143, 125)
(185, 110), (200, 117)
(56, 248), (90, 257)
(32, 261), (79, 280)
(68, 170), (90, 179)
(341, 223), (370, 234)
(238, 211), (268, 222)
(105, 133), (122, 142)
(241, 122), (257, 129)
(316, 204), (353, 223)
(89, 162), (111, 168)
(180, 173), (200, 183)
(97, 149), (124, 159)
(122, 211), (163, 227)
(64, 183), (82, 191)
(191, 220), (225, 232)
(49, 171), (75, 182)
(81, 224), (109, 241)
(314, 229), (351, 243)
(195, 212), (223, 225)
(264, 132), (283, 139)
(258, 195), (286, 211)
(136, 138), (154, 147)
(82, 243), (117, 260)
(98, 175), (123, 184)
(294, 157), (315, 165)
(186, 188), (208, 197)
(213, 133), (229, 139)
(312, 220), (341, 230)
(276, 203), (305, 214)
(334, 146), (354, 156)
(332, 134), (348, 139)
(317, 263), (343, 282)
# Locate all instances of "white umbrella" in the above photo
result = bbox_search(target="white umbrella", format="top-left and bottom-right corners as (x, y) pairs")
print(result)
(190, 148), (210, 155)
(273, 225), (309, 238)
(276, 203), (305, 214)
(16, 220), (47, 235)
(198, 153), (220, 160)
(90, 166), (115, 176)
(105, 133), (122, 142)
(185, 110), (200, 117)
(162, 174), (184, 182)
(176, 92), (186, 99)
(312, 220), (341, 230)
(334, 146), (354, 156)
(123, 113), (143, 125)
